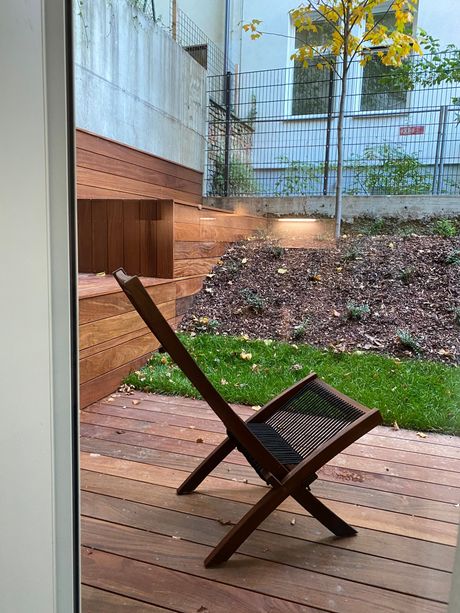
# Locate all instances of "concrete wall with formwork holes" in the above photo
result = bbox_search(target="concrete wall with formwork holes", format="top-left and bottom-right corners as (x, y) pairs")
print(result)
(206, 195), (460, 221)
(74, 0), (207, 172)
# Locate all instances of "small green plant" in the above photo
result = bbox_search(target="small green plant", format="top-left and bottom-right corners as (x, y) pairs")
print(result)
(367, 218), (386, 235)
(240, 288), (266, 313)
(274, 156), (323, 196)
(224, 259), (242, 276)
(342, 246), (362, 262)
(350, 145), (431, 196)
(434, 219), (457, 238)
(346, 303), (370, 320)
(191, 316), (219, 334)
(291, 319), (309, 340)
(396, 329), (423, 354)
(210, 154), (258, 196)
(264, 244), (285, 258)
(445, 250), (460, 265)
(398, 267), (414, 285)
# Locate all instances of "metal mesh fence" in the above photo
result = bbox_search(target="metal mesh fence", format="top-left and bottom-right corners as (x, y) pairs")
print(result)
(206, 54), (460, 198)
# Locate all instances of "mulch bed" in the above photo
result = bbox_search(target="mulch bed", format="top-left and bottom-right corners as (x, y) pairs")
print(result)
(180, 235), (460, 364)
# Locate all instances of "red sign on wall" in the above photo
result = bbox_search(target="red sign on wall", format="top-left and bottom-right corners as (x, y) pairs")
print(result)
(400, 125), (425, 136)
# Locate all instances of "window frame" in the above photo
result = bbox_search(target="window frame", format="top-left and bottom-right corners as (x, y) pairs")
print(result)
(356, 8), (415, 115)
(285, 16), (336, 121)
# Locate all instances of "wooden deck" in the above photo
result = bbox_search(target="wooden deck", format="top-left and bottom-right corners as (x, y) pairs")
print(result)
(81, 391), (460, 612)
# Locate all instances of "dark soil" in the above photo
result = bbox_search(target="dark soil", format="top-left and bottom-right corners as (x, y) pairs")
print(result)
(180, 235), (460, 364)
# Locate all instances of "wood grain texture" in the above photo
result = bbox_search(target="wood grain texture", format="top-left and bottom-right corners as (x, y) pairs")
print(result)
(78, 274), (199, 407)
(80, 333), (160, 384)
(79, 354), (152, 409)
(155, 199), (174, 278)
(79, 396), (459, 613)
(79, 300), (175, 351)
(77, 129), (202, 186)
(81, 585), (171, 612)
(173, 257), (220, 278)
(76, 129), (203, 204)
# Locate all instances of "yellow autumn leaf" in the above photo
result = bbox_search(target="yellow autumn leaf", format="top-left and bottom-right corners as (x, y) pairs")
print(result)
(240, 351), (252, 361)
(277, 268), (288, 274)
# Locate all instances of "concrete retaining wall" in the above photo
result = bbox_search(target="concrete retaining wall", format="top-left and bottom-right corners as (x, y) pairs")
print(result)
(74, 0), (206, 171)
(205, 195), (460, 220)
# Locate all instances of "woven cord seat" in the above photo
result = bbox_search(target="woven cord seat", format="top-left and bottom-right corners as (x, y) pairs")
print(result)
(113, 268), (383, 567)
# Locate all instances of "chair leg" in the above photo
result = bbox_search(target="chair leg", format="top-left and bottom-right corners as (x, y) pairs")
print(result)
(292, 488), (357, 537)
(204, 484), (290, 567)
(177, 437), (236, 495)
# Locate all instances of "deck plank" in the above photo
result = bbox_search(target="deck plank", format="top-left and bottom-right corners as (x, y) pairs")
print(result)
(81, 392), (458, 613)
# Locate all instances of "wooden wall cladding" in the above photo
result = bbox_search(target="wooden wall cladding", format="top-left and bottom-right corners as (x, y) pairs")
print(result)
(78, 199), (174, 278)
(76, 129), (203, 204)
(172, 202), (268, 278)
(78, 275), (201, 408)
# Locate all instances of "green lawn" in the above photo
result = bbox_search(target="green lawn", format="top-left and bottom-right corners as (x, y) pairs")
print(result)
(125, 333), (460, 435)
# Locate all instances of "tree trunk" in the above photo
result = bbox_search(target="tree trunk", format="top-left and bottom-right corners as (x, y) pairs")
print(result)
(335, 59), (348, 240)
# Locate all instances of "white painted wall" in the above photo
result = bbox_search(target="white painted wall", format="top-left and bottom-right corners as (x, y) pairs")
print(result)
(155, 0), (226, 48)
(232, 0), (460, 71)
(0, 1), (78, 612)
(74, 0), (207, 171)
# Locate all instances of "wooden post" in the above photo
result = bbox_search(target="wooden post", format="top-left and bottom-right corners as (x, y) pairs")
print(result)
(171, 0), (177, 40)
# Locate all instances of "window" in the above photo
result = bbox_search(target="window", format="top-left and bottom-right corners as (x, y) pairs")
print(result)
(292, 21), (334, 116)
(360, 11), (411, 112)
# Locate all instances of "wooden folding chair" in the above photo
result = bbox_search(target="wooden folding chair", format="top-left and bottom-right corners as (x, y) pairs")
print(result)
(114, 268), (383, 567)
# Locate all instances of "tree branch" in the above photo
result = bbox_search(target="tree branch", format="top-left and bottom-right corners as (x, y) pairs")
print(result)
(348, 2), (396, 65)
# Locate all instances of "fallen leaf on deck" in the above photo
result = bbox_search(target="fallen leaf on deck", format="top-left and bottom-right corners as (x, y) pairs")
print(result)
(290, 518), (296, 526)
(251, 405), (261, 411)
(195, 438), (204, 444)
(392, 421), (400, 431)
(95, 271), (106, 276)
(132, 399), (141, 405)
(416, 432), (427, 438)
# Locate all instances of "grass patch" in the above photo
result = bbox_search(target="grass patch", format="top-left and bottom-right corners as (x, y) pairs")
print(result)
(125, 334), (460, 435)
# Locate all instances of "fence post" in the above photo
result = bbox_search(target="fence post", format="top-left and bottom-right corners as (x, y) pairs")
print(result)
(323, 68), (335, 195)
(171, 0), (177, 40)
(432, 105), (447, 194)
(437, 105), (448, 195)
(223, 70), (232, 197)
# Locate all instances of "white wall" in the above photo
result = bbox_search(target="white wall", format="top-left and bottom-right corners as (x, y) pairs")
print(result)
(0, 1), (78, 612)
(74, 0), (207, 171)
(231, 0), (460, 70)
(155, 0), (226, 48)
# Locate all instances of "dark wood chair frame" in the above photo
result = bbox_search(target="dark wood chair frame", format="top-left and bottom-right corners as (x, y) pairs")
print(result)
(114, 268), (383, 567)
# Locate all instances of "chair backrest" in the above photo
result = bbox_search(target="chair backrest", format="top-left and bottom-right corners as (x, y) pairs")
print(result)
(113, 268), (248, 437)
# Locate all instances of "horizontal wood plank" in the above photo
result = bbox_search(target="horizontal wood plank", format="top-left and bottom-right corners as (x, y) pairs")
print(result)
(77, 129), (202, 186)
(80, 391), (459, 612)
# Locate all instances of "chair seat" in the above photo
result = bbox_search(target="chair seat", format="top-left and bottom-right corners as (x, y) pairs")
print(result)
(266, 378), (365, 459)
